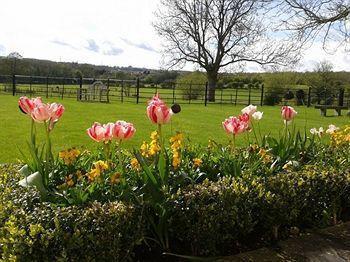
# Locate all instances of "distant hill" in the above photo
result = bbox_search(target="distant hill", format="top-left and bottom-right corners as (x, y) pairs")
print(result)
(0, 56), (186, 81)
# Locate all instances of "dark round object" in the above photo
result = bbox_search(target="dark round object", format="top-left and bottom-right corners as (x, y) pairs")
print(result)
(171, 103), (181, 114)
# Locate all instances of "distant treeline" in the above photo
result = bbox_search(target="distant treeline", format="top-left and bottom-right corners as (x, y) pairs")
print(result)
(1, 56), (350, 90)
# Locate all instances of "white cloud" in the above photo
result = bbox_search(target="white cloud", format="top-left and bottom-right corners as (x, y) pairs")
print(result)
(0, 0), (349, 72)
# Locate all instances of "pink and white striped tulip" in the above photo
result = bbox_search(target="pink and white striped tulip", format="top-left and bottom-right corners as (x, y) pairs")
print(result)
(222, 116), (249, 135)
(147, 93), (172, 125)
(31, 104), (51, 123)
(48, 103), (65, 130)
(241, 104), (257, 117)
(87, 122), (114, 142)
(18, 96), (43, 115)
(112, 121), (136, 140)
(281, 106), (297, 122)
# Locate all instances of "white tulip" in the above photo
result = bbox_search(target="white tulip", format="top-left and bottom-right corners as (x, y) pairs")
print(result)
(252, 111), (263, 121)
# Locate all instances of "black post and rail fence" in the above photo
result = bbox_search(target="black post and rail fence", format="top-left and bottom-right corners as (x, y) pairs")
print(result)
(0, 74), (349, 108)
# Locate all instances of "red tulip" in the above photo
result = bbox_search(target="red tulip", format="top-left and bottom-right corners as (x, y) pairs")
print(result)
(147, 93), (172, 124)
(222, 116), (249, 135)
(112, 121), (136, 140)
(281, 106), (297, 122)
(87, 122), (114, 142)
(18, 96), (43, 115)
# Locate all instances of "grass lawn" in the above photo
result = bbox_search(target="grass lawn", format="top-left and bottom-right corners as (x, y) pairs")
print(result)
(0, 94), (349, 163)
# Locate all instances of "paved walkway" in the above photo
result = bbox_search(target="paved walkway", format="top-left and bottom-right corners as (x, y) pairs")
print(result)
(219, 222), (350, 262)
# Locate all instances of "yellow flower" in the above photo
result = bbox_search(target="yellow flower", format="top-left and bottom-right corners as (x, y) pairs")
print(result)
(93, 160), (109, 171)
(258, 148), (272, 163)
(140, 141), (150, 157)
(170, 132), (184, 169)
(330, 125), (350, 147)
(150, 131), (159, 140)
(87, 160), (109, 182)
(65, 174), (74, 187)
(130, 158), (141, 171)
(193, 158), (203, 167)
(76, 170), (83, 180)
(110, 173), (121, 184)
(149, 142), (161, 156)
(59, 148), (81, 165)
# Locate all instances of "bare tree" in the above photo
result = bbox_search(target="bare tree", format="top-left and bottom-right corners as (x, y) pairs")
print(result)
(154, 0), (301, 101)
(280, 0), (350, 51)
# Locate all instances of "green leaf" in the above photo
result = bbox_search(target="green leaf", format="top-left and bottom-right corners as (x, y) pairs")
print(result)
(134, 151), (158, 187)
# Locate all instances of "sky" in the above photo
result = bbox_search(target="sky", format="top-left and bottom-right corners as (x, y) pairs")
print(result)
(0, 0), (349, 72)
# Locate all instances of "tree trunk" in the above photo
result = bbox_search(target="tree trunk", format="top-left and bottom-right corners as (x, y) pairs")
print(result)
(207, 71), (218, 102)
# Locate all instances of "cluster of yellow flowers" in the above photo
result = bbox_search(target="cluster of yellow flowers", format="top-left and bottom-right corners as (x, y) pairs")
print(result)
(258, 148), (273, 164)
(331, 125), (350, 147)
(58, 148), (81, 165)
(60, 170), (83, 188)
(170, 132), (184, 168)
(193, 158), (202, 168)
(87, 160), (109, 182)
(130, 158), (141, 171)
(140, 131), (161, 157)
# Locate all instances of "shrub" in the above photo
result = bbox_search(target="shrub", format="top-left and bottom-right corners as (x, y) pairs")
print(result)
(295, 89), (306, 105)
(264, 91), (282, 105)
(0, 165), (144, 261)
(168, 165), (350, 256)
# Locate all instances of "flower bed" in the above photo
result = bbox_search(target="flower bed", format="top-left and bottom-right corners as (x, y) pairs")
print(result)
(0, 95), (349, 260)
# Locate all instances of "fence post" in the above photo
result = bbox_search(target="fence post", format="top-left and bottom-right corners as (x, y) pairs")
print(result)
(121, 80), (124, 103)
(235, 88), (238, 106)
(204, 82), (208, 106)
(12, 74), (16, 96)
(248, 86), (251, 105)
(46, 77), (49, 98)
(172, 82), (175, 104)
(307, 86), (311, 107)
(220, 88), (223, 104)
(106, 78), (110, 103)
(260, 84), (264, 106)
(136, 78), (140, 104)
(61, 78), (65, 99)
(79, 76), (83, 101)
(29, 76), (33, 97)
(189, 82), (192, 104)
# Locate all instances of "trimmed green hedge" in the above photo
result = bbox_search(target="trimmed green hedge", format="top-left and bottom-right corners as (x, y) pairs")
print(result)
(169, 165), (350, 256)
(0, 165), (144, 261)
(1, 164), (350, 259)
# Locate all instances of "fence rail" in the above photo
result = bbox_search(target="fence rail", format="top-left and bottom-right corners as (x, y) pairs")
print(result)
(0, 74), (349, 107)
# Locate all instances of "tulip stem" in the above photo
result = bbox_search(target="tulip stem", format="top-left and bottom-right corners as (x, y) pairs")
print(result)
(158, 124), (164, 150)
(251, 121), (259, 145)
(43, 122), (52, 188)
(257, 122), (263, 143)
(231, 134), (235, 154)
(117, 139), (124, 171)
(104, 142), (111, 161)
(30, 119), (36, 146)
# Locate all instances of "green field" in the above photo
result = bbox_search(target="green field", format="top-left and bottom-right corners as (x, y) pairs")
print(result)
(0, 95), (349, 163)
